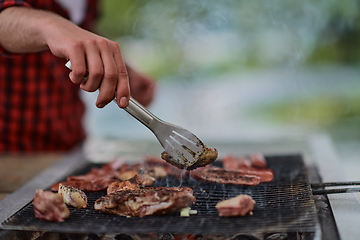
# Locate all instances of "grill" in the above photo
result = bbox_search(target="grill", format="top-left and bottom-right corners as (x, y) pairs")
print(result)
(1, 155), (320, 237)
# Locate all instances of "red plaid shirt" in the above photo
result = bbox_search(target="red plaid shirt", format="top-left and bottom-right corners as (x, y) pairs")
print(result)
(0, 0), (99, 152)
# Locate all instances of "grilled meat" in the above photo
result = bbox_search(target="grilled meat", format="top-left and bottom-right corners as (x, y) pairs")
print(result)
(249, 153), (267, 168)
(107, 180), (140, 194)
(33, 189), (70, 222)
(187, 145), (218, 170)
(220, 154), (273, 182)
(222, 155), (251, 170)
(215, 194), (256, 217)
(161, 145), (218, 170)
(101, 158), (125, 171)
(107, 174), (155, 194)
(222, 153), (267, 170)
(144, 165), (168, 178)
(58, 184), (88, 208)
(229, 167), (274, 182)
(135, 174), (156, 187)
(94, 187), (196, 217)
(144, 156), (187, 178)
(190, 167), (262, 186)
(115, 163), (143, 181)
(66, 167), (115, 181)
(116, 170), (138, 181)
(51, 179), (119, 192)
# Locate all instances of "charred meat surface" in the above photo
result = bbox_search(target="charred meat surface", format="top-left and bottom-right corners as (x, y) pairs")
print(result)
(58, 183), (88, 208)
(235, 167), (274, 182)
(187, 145), (219, 170)
(215, 194), (256, 217)
(134, 174), (156, 187)
(94, 187), (196, 217)
(33, 190), (70, 222)
(161, 145), (218, 170)
(107, 180), (140, 194)
(190, 167), (262, 186)
(107, 174), (155, 194)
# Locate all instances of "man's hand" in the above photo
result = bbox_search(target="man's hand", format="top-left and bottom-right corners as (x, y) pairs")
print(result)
(127, 65), (156, 107)
(0, 7), (130, 108)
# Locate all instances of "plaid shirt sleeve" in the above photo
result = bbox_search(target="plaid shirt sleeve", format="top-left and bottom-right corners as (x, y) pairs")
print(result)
(0, 0), (100, 152)
(0, 0), (32, 55)
(0, 0), (31, 10)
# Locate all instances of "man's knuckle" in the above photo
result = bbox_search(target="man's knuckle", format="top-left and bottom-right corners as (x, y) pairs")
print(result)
(95, 38), (109, 48)
(92, 70), (103, 79)
(83, 83), (98, 92)
(105, 71), (118, 81)
(73, 69), (87, 78)
(110, 41), (120, 51)
(69, 40), (82, 50)
(118, 69), (128, 76)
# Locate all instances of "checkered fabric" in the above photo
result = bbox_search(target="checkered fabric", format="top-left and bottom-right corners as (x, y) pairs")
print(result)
(0, 0), (99, 152)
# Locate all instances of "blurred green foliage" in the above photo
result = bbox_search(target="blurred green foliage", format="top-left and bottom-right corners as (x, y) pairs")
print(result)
(96, 0), (360, 79)
(95, 0), (360, 137)
(255, 94), (360, 140)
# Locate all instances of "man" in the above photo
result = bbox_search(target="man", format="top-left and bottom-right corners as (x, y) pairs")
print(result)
(0, 0), (156, 152)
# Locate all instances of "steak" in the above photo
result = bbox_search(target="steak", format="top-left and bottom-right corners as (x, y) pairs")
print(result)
(58, 184), (88, 208)
(33, 190), (70, 222)
(215, 194), (256, 217)
(94, 187), (196, 217)
(107, 174), (155, 194)
(190, 167), (262, 186)
(222, 155), (251, 170)
(144, 156), (187, 178)
(221, 153), (267, 170)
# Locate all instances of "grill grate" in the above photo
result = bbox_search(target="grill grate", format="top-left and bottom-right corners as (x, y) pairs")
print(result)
(1, 155), (320, 235)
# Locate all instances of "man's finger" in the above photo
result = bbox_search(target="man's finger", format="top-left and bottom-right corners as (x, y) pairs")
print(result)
(112, 44), (130, 108)
(95, 48), (119, 108)
(68, 52), (87, 84)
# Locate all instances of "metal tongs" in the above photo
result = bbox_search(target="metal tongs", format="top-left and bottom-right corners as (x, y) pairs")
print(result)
(311, 181), (360, 195)
(65, 61), (206, 169)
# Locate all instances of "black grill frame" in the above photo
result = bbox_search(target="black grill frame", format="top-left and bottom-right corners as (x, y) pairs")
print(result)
(1, 155), (320, 236)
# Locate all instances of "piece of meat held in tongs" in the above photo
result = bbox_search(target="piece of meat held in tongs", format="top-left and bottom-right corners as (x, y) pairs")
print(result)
(58, 184), (88, 208)
(216, 194), (256, 217)
(94, 187), (196, 217)
(161, 145), (218, 170)
(33, 190), (70, 222)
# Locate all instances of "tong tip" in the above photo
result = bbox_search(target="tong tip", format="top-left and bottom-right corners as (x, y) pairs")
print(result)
(161, 146), (218, 170)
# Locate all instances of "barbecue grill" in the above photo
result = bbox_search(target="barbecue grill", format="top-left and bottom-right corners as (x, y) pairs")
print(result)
(0, 134), (359, 240)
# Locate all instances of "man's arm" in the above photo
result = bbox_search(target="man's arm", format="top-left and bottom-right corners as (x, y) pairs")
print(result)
(0, 6), (130, 108)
